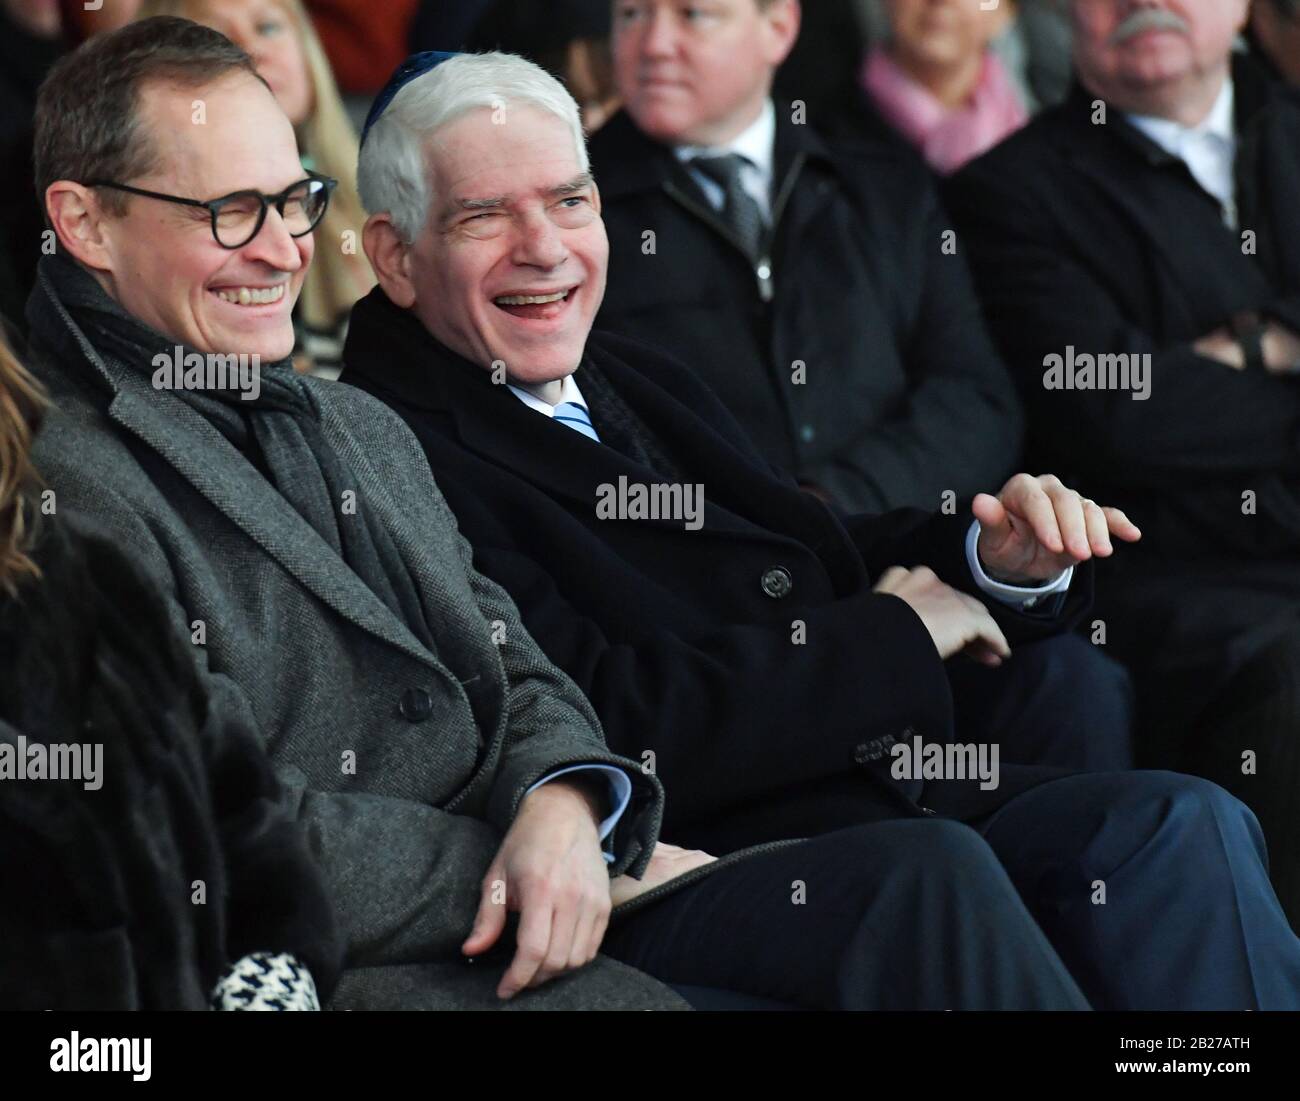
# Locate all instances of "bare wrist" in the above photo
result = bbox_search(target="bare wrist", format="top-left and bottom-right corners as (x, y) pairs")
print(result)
(522, 778), (603, 827)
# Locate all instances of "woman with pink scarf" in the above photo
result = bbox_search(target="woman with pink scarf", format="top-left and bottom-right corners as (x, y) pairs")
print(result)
(863, 0), (1030, 176)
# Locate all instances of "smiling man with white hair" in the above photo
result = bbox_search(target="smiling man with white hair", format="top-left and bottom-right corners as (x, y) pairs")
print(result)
(947, 0), (1300, 929)
(358, 50), (603, 389)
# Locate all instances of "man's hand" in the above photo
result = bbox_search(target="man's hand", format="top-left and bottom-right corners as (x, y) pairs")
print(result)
(1262, 323), (1300, 374)
(610, 843), (718, 908)
(873, 566), (1011, 667)
(1194, 322), (1300, 373)
(973, 474), (1141, 585)
(1194, 327), (1246, 369)
(462, 780), (611, 1000)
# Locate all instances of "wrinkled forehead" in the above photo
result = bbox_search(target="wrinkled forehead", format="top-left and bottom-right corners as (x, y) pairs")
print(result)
(136, 71), (305, 195)
(424, 105), (586, 194)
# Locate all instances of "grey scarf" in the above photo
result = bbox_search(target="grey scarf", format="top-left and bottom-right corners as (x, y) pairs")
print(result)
(27, 252), (435, 649)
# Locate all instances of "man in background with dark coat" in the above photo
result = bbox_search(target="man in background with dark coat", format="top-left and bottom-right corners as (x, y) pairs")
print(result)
(946, 0), (1300, 928)
(591, 0), (1022, 518)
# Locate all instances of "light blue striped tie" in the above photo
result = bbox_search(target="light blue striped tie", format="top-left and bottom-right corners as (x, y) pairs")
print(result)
(553, 400), (601, 443)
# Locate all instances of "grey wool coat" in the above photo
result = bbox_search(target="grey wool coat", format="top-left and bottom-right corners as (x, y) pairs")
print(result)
(26, 267), (699, 1011)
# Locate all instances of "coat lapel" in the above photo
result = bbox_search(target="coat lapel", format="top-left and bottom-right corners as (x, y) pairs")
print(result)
(426, 354), (753, 538)
(106, 382), (437, 666)
(28, 260), (440, 668)
(342, 293), (792, 544)
(594, 342), (866, 567)
(1232, 65), (1300, 293)
(769, 110), (837, 260)
(1054, 80), (1279, 322)
(593, 107), (836, 270)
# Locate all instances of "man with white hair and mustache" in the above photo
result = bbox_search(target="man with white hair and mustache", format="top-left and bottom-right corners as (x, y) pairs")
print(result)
(947, 0), (1300, 928)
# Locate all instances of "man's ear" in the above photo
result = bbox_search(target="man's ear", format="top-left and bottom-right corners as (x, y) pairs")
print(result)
(363, 212), (417, 308)
(590, 178), (603, 217)
(762, 0), (802, 68)
(45, 181), (116, 273)
(1233, 0), (1252, 35)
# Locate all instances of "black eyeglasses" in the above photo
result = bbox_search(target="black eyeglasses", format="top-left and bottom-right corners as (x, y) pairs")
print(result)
(86, 172), (337, 249)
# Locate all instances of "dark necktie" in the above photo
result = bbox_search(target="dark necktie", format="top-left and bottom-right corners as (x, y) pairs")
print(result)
(692, 153), (766, 261)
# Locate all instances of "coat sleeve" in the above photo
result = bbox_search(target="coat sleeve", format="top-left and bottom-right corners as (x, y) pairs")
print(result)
(798, 175), (1025, 512)
(835, 503), (1095, 643)
(944, 157), (1300, 485)
(438, 486), (666, 873)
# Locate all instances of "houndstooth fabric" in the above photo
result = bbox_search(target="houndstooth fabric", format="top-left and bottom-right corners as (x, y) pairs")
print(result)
(211, 952), (320, 1011)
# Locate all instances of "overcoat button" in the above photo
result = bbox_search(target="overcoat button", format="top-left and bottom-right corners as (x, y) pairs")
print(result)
(760, 566), (793, 599)
(399, 687), (434, 722)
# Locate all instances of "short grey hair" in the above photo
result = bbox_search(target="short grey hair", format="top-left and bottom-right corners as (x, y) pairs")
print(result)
(357, 51), (590, 242)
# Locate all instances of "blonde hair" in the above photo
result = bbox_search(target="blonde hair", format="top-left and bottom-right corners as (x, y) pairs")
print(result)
(137, 0), (376, 333)
(0, 332), (46, 597)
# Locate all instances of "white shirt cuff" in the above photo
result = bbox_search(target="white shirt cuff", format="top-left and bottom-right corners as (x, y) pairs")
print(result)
(523, 764), (634, 865)
(966, 520), (1073, 611)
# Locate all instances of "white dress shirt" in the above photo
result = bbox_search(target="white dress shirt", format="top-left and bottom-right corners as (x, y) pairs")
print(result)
(673, 98), (777, 221)
(1128, 78), (1238, 228)
(507, 373), (589, 418)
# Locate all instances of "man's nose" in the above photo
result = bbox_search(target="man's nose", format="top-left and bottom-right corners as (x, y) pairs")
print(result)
(640, 7), (679, 59)
(242, 206), (305, 272)
(512, 213), (568, 270)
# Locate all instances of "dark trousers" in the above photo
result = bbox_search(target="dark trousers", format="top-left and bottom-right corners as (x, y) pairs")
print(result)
(604, 771), (1300, 1010)
(1182, 628), (1300, 931)
(1095, 559), (1300, 930)
(947, 632), (1135, 772)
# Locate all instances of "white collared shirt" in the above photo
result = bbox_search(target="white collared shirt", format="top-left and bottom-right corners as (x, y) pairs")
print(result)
(506, 372), (591, 417)
(1127, 79), (1238, 227)
(673, 99), (777, 221)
